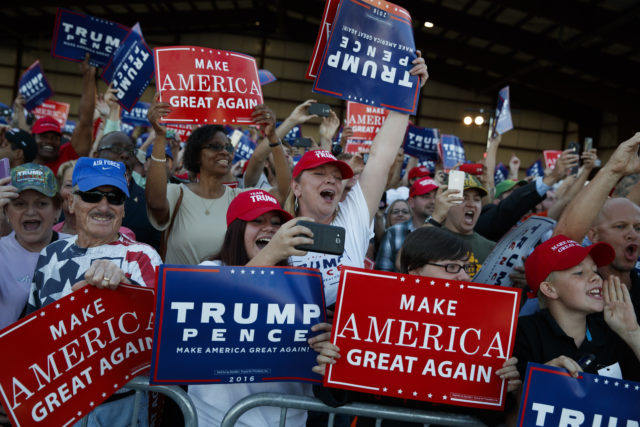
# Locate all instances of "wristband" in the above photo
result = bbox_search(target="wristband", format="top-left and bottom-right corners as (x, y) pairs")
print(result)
(425, 216), (442, 227)
(150, 154), (166, 163)
(269, 140), (282, 148)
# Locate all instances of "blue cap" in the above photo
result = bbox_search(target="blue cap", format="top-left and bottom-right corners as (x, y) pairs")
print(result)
(72, 157), (130, 197)
(146, 144), (173, 160)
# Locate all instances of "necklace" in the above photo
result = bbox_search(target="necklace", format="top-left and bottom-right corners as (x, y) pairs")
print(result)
(200, 196), (215, 215)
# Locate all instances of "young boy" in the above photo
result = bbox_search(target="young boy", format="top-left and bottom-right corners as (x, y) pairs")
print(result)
(516, 234), (640, 380)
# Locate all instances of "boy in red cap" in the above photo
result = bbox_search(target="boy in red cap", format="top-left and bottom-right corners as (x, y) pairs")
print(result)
(515, 234), (640, 381)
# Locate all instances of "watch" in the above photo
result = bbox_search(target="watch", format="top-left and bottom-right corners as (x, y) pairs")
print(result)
(425, 216), (442, 227)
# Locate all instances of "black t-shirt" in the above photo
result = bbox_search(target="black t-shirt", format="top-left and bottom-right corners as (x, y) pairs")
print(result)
(514, 309), (640, 381)
(122, 179), (161, 250)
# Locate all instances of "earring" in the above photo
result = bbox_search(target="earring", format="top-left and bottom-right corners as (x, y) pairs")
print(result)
(294, 196), (299, 213)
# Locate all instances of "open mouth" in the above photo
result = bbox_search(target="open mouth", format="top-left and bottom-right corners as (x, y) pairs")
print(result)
(624, 243), (638, 261)
(320, 190), (335, 202)
(216, 159), (229, 166)
(90, 213), (115, 223)
(22, 220), (41, 231)
(40, 144), (57, 153)
(587, 287), (603, 298)
(463, 210), (475, 225)
(256, 238), (271, 250)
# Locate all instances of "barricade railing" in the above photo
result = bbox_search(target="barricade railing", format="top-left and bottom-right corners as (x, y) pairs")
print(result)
(220, 392), (487, 427)
(79, 376), (198, 427)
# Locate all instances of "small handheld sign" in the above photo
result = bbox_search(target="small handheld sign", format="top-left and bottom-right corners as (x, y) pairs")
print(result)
(517, 363), (640, 426)
(101, 24), (154, 112)
(346, 101), (389, 141)
(154, 46), (263, 125)
(32, 100), (70, 127)
(18, 61), (54, 111)
(313, 0), (420, 114)
(151, 265), (327, 385)
(0, 285), (155, 427)
(403, 124), (440, 161)
(326, 267), (520, 410)
(51, 8), (129, 67)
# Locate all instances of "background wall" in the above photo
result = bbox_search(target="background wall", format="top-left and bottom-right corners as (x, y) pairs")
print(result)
(0, 31), (620, 175)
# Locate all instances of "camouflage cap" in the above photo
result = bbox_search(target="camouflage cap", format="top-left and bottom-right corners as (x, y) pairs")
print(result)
(11, 163), (57, 197)
(463, 173), (488, 197)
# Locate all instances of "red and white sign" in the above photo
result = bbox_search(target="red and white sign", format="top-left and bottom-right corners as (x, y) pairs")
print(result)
(326, 267), (521, 410)
(154, 46), (263, 125)
(0, 285), (155, 427)
(345, 140), (372, 154)
(32, 100), (70, 127)
(165, 123), (193, 142)
(305, 0), (339, 80)
(543, 150), (562, 170)
(346, 102), (389, 141)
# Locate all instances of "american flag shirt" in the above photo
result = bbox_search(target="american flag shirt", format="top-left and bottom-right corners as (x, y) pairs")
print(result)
(26, 234), (161, 314)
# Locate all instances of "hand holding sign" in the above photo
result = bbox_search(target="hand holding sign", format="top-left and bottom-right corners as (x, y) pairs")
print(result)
(148, 93), (171, 136)
(411, 50), (429, 89)
(250, 104), (277, 140)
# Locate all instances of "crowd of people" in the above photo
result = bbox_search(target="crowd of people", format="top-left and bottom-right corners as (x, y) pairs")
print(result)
(0, 45), (639, 427)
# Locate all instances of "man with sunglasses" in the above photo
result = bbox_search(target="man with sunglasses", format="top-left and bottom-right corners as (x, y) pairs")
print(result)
(95, 131), (161, 250)
(25, 157), (161, 425)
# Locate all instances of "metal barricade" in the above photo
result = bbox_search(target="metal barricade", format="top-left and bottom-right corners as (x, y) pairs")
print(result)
(220, 392), (486, 427)
(79, 375), (198, 427)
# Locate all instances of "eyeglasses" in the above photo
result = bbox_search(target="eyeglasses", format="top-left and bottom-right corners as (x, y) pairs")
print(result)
(425, 262), (476, 275)
(74, 190), (127, 206)
(98, 144), (135, 155)
(202, 143), (234, 154)
(390, 209), (410, 215)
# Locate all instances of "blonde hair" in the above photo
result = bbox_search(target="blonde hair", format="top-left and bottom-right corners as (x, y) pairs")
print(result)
(56, 160), (77, 184)
(283, 175), (300, 217)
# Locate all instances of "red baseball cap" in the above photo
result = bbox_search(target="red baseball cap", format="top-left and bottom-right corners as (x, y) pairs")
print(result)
(226, 189), (293, 226)
(525, 234), (615, 294)
(31, 116), (62, 135)
(409, 177), (439, 198)
(292, 150), (353, 179)
(408, 166), (431, 181)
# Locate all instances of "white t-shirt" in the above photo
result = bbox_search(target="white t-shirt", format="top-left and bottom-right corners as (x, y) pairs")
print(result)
(191, 260), (310, 427)
(289, 182), (373, 306)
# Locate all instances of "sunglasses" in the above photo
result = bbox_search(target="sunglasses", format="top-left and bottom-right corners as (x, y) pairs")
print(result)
(74, 190), (127, 206)
(202, 143), (234, 154)
(98, 144), (135, 155)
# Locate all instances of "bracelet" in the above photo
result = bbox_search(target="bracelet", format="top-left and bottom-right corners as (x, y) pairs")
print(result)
(425, 216), (442, 227)
(269, 140), (282, 148)
(150, 154), (166, 163)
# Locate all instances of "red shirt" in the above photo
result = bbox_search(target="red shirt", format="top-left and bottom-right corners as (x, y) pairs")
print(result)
(44, 142), (79, 175)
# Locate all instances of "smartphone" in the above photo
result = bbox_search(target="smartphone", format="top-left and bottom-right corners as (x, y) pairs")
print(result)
(295, 221), (345, 255)
(229, 130), (244, 148)
(584, 137), (593, 152)
(362, 153), (369, 164)
(292, 137), (313, 148)
(0, 158), (9, 180)
(308, 103), (331, 117)
(447, 170), (465, 203)
(568, 141), (580, 174)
